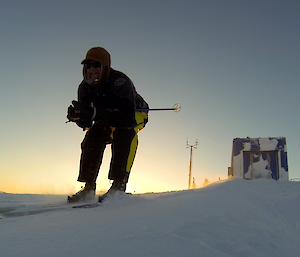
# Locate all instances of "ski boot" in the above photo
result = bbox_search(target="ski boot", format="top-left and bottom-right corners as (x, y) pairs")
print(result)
(98, 180), (126, 202)
(68, 183), (96, 203)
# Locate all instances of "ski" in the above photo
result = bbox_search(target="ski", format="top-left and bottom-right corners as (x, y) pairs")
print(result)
(72, 203), (101, 209)
(0, 204), (70, 219)
(0, 193), (135, 218)
(0, 200), (100, 218)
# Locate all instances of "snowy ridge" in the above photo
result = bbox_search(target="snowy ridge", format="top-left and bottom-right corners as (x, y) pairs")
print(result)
(0, 179), (300, 257)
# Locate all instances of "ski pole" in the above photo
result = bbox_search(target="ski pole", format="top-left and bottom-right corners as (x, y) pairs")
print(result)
(107, 103), (181, 113)
(66, 103), (181, 123)
(137, 103), (181, 112)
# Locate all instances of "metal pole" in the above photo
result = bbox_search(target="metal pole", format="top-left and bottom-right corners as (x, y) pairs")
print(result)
(188, 146), (193, 189)
(187, 139), (198, 189)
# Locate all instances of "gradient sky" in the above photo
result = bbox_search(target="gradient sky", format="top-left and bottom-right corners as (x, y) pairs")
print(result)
(1, 0), (300, 194)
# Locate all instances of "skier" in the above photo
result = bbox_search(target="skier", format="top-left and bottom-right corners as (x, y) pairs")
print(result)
(67, 47), (148, 203)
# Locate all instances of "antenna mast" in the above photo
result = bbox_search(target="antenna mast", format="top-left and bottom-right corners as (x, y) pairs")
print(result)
(187, 139), (198, 189)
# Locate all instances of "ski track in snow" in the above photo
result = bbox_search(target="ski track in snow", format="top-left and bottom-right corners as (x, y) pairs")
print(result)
(0, 179), (300, 257)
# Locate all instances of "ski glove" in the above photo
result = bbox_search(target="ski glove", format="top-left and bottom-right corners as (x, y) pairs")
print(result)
(67, 101), (110, 129)
(67, 100), (96, 122)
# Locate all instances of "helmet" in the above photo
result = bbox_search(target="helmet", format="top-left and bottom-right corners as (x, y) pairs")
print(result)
(82, 47), (111, 85)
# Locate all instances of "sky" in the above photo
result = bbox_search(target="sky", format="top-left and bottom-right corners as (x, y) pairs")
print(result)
(0, 0), (300, 194)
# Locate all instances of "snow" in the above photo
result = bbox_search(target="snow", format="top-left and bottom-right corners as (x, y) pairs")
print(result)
(258, 138), (279, 151)
(245, 154), (270, 179)
(1, 179), (300, 257)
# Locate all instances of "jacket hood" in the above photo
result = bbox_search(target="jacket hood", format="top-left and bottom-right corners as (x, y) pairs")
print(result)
(82, 47), (111, 85)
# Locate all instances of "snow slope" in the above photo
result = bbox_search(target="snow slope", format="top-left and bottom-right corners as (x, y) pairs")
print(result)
(0, 179), (299, 257)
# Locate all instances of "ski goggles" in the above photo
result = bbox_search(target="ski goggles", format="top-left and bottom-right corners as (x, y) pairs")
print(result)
(84, 62), (101, 69)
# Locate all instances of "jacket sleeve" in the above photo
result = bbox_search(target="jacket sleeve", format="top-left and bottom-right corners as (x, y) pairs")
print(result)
(77, 80), (91, 105)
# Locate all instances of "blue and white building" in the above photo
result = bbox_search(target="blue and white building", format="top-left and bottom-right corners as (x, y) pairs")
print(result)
(229, 137), (288, 180)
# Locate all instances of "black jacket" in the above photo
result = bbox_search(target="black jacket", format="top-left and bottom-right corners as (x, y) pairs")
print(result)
(78, 68), (148, 128)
